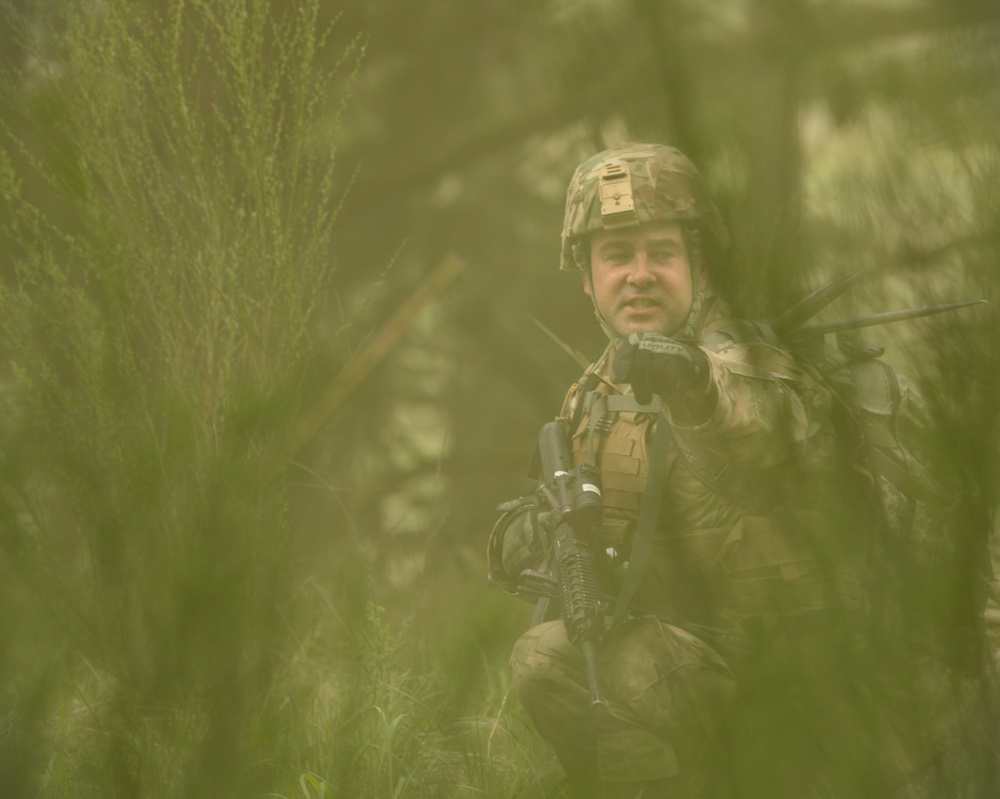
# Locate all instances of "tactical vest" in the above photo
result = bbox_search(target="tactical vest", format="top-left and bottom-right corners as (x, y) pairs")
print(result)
(559, 342), (866, 635)
(560, 380), (659, 556)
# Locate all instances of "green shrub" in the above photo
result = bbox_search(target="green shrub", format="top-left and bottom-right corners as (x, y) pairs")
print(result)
(0, 0), (371, 795)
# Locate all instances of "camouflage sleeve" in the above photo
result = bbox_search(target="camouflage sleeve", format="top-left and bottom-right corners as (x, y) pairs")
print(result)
(670, 340), (836, 470)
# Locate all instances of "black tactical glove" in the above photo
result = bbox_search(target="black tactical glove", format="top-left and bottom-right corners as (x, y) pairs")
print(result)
(611, 332), (709, 405)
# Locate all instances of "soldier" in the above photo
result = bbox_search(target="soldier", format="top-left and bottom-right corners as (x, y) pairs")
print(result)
(489, 144), (907, 798)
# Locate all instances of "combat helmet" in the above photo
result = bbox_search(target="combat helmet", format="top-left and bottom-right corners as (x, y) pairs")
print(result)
(560, 143), (729, 273)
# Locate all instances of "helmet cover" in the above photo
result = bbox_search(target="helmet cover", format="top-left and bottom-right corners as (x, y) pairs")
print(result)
(560, 143), (729, 271)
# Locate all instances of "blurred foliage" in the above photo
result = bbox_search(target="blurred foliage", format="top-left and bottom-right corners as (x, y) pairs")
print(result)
(0, 0), (999, 796)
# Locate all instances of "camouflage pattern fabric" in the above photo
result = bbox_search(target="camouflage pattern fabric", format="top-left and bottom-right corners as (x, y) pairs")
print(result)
(559, 299), (866, 633)
(499, 298), (905, 794)
(559, 143), (729, 272)
(510, 616), (735, 794)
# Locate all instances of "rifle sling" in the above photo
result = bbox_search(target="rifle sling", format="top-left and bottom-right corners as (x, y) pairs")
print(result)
(670, 429), (773, 512)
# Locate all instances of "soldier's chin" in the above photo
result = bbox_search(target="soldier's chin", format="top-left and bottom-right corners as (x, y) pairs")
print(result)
(617, 313), (670, 337)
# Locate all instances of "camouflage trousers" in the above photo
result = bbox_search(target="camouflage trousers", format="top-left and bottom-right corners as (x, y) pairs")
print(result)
(513, 612), (924, 798)
(510, 615), (735, 795)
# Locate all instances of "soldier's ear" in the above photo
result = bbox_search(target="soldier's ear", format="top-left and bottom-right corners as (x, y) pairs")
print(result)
(581, 271), (592, 297)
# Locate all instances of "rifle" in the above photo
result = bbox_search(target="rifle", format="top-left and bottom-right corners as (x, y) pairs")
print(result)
(534, 421), (608, 716)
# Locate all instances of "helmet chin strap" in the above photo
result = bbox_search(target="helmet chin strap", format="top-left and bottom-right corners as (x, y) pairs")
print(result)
(583, 269), (623, 343)
(677, 253), (703, 341)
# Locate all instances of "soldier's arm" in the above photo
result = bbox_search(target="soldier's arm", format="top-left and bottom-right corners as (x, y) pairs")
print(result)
(675, 340), (835, 470)
(613, 332), (832, 470)
(487, 503), (549, 599)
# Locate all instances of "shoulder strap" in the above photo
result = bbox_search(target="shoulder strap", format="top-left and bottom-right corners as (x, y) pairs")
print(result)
(671, 429), (773, 511)
(703, 318), (780, 352)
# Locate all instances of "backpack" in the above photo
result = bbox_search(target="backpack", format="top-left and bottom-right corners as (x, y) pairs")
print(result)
(770, 277), (991, 670)
(682, 273), (988, 668)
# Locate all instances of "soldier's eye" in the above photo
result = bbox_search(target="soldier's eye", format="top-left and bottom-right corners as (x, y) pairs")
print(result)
(650, 248), (678, 262)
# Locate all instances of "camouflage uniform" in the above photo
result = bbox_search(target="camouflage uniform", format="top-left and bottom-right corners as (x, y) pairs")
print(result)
(490, 144), (902, 797)
(494, 299), (875, 794)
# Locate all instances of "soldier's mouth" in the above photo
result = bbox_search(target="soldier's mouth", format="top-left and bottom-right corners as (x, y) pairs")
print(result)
(622, 297), (661, 311)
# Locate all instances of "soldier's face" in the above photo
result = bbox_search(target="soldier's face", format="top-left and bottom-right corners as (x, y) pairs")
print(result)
(584, 222), (703, 339)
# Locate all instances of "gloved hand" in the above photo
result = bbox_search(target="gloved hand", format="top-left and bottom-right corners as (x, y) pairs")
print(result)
(611, 332), (709, 405)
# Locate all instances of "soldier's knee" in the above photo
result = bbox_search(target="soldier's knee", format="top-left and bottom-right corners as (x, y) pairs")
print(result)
(510, 620), (579, 702)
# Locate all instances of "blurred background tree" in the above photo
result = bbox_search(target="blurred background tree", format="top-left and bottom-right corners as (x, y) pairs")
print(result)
(1, 0), (998, 796)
